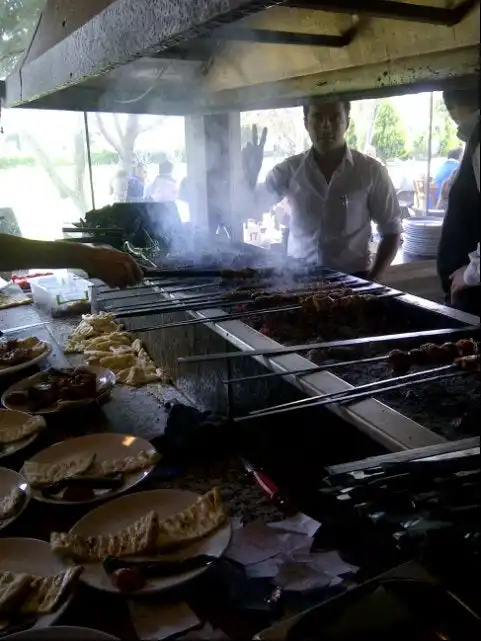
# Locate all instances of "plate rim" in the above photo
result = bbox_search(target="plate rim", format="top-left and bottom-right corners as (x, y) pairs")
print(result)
(1, 365), (116, 415)
(3, 626), (120, 640)
(0, 537), (76, 631)
(0, 341), (52, 378)
(25, 432), (158, 506)
(0, 410), (46, 461)
(0, 466), (31, 532)
(68, 488), (232, 594)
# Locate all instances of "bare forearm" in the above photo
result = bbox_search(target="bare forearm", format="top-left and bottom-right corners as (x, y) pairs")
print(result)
(240, 181), (276, 222)
(0, 234), (91, 272)
(369, 234), (400, 280)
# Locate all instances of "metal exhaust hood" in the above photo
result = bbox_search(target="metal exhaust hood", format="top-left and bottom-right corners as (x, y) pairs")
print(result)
(3, 0), (480, 115)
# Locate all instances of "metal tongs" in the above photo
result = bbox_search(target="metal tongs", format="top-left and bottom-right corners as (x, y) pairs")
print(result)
(123, 241), (157, 269)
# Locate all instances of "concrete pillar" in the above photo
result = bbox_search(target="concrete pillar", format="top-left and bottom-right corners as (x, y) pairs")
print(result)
(184, 111), (242, 240)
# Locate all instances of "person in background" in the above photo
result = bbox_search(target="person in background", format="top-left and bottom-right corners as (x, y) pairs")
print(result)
(143, 159), (175, 200)
(436, 168), (459, 211)
(0, 233), (143, 288)
(145, 174), (184, 248)
(127, 162), (147, 200)
(437, 88), (480, 316)
(109, 169), (128, 202)
(365, 145), (384, 166)
(150, 174), (179, 203)
(243, 100), (402, 280)
(433, 148), (463, 203)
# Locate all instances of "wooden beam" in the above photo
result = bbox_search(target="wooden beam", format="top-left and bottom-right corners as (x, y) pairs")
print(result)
(287, 0), (479, 26)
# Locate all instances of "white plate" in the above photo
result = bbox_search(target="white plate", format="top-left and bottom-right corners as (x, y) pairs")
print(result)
(0, 467), (30, 531)
(0, 539), (76, 630)
(0, 341), (52, 378)
(1, 366), (116, 415)
(0, 411), (46, 460)
(69, 489), (232, 594)
(25, 433), (158, 505)
(2, 627), (119, 641)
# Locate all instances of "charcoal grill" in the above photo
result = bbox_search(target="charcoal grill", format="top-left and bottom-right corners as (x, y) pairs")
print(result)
(91, 251), (479, 452)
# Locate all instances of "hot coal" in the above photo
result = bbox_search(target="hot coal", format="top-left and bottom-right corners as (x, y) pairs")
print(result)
(306, 346), (479, 440)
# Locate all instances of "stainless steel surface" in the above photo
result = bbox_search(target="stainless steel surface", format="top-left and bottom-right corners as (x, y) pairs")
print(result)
(327, 438), (480, 475)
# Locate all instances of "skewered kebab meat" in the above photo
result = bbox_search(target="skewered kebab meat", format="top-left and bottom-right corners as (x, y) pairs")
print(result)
(254, 293), (389, 343)
(388, 339), (478, 374)
(234, 287), (357, 312)
(221, 280), (353, 303)
(454, 353), (480, 372)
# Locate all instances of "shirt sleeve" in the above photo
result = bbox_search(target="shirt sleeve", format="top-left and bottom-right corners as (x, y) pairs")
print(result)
(254, 161), (290, 213)
(367, 163), (403, 237)
(464, 243), (480, 287)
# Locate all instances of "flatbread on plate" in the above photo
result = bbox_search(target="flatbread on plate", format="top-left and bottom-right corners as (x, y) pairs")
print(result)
(49, 488), (227, 562)
(51, 511), (158, 562)
(22, 454), (96, 487)
(0, 567), (82, 617)
(0, 416), (45, 445)
(90, 449), (160, 476)
(0, 487), (24, 521)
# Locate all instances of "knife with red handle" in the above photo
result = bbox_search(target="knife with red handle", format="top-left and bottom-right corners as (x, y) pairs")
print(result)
(241, 458), (296, 513)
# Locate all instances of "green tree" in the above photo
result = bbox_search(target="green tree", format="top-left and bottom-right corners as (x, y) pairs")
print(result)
(371, 99), (407, 162)
(432, 95), (459, 156)
(410, 133), (428, 160)
(0, 0), (45, 78)
(346, 121), (358, 149)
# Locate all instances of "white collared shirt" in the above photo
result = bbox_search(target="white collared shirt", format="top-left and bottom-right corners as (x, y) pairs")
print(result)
(255, 147), (402, 272)
(464, 243), (480, 286)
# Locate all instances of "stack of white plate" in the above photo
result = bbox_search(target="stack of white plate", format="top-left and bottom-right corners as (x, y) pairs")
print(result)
(402, 216), (444, 257)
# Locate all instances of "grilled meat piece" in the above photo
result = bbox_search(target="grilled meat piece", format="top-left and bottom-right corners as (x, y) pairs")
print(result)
(388, 339), (479, 374)
(455, 353), (480, 372)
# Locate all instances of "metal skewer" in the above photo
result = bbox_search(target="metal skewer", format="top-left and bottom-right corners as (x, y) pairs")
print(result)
(177, 326), (477, 364)
(247, 363), (456, 416)
(114, 297), (257, 318)
(141, 267), (343, 280)
(104, 283), (352, 307)
(134, 303), (304, 331)
(96, 280), (219, 297)
(235, 367), (468, 421)
(133, 292), (402, 331)
(223, 355), (388, 384)
(111, 284), (385, 317)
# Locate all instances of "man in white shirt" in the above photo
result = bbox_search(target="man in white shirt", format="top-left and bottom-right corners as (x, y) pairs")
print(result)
(243, 100), (402, 279)
(437, 88), (480, 316)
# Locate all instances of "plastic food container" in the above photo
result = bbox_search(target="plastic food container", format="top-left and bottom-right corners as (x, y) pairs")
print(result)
(30, 272), (91, 317)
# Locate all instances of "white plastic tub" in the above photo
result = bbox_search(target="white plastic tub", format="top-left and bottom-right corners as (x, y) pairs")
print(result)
(30, 272), (91, 316)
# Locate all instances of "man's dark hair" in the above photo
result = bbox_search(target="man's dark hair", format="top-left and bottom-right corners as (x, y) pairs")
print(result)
(447, 147), (463, 160)
(443, 88), (480, 112)
(303, 100), (351, 120)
